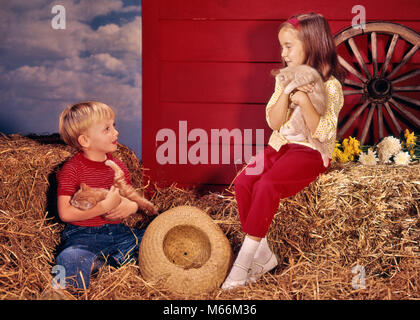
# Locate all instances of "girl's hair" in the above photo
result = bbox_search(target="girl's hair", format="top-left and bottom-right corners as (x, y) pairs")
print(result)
(273, 13), (346, 82)
(59, 101), (115, 149)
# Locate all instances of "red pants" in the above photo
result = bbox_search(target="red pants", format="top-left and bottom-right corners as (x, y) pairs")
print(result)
(234, 144), (328, 238)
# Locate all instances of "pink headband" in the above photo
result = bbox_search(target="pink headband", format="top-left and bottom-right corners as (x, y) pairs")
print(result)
(287, 17), (300, 28)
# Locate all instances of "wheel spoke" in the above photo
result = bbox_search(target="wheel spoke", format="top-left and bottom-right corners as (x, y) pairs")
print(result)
(392, 93), (420, 107)
(360, 104), (375, 145)
(343, 89), (363, 95)
(344, 79), (363, 88)
(381, 34), (399, 76)
(387, 45), (419, 79)
(338, 55), (367, 82)
(393, 85), (420, 92)
(384, 102), (403, 134)
(348, 38), (371, 79)
(391, 69), (420, 84)
(371, 32), (378, 77)
(338, 100), (370, 137)
(377, 104), (384, 139)
(389, 97), (420, 127)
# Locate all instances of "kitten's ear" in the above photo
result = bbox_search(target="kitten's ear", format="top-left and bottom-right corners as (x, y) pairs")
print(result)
(80, 183), (88, 190)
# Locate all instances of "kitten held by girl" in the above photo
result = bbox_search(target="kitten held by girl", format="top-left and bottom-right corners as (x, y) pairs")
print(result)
(222, 13), (345, 289)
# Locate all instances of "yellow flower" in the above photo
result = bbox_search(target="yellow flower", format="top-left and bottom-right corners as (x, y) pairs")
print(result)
(404, 129), (416, 147)
(340, 136), (361, 162)
(334, 148), (351, 163)
(349, 136), (362, 155)
(332, 141), (342, 162)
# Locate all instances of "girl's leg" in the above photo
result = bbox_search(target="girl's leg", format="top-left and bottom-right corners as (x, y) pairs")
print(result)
(223, 145), (327, 289)
(248, 236), (278, 283)
(234, 146), (277, 226)
(221, 235), (261, 289)
(242, 144), (326, 238)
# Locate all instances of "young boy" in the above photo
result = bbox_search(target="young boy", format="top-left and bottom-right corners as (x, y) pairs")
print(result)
(55, 101), (146, 289)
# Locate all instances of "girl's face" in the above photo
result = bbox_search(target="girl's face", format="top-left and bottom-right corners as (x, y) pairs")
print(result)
(278, 28), (306, 67)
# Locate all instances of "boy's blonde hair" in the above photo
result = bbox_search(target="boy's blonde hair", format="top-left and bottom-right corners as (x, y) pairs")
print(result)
(59, 101), (115, 149)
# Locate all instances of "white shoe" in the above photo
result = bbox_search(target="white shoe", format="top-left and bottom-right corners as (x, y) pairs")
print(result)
(221, 263), (250, 290)
(248, 252), (278, 283)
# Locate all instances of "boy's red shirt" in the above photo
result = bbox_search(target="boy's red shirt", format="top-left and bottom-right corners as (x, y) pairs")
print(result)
(57, 152), (132, 227)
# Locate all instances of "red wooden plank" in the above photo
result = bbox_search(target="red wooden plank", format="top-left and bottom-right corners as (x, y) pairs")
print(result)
(154, 140), (266, 164)
(148, 143), (265, 185)
(159, 0), (420, 21)
(160, 20), (280, 62)
(156, 103), (269, 132)
(142, 0), (161, 184)
(153, 125), (271, 149)
(149, 162), (242, 186)
(160, 61), (277, 103)
(160, 20), (420, 63)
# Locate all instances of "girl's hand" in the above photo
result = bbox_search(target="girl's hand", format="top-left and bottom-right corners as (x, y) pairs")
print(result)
(290, 90), (310, 106)
(103, 197), (138, 221)
(296, 82), (314, 93)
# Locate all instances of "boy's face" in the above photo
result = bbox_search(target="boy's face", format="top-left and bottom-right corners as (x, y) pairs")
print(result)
(80, 117), (119, 158)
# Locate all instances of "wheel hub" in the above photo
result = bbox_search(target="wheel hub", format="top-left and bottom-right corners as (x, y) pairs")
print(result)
(366, 77), (392, 102)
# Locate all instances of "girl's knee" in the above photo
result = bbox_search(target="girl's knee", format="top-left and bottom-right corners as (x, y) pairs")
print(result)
(254, 177), (275, 190)
(234, 170), (253, 190)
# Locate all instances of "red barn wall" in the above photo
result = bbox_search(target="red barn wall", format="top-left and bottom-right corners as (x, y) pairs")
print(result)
(142, 0), (419, 189)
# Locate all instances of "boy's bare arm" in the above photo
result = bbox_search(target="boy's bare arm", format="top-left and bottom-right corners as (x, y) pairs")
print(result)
(102, 197), (138, 221)
(58, 186), (121, 222)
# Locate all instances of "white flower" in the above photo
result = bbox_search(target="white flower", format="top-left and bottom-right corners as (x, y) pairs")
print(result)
(359, 149), (378, 166)
(393, 151), (411, 166)
(377, 136), (402, 163)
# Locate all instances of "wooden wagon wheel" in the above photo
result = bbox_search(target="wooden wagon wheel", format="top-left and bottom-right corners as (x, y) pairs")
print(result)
(334, 21), (420, 145)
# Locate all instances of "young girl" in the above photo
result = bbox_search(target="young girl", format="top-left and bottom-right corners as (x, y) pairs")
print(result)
(222, 13), (345, 289)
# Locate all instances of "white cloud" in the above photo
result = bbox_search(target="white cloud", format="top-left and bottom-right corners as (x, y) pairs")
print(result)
(0, 0), (142, 121)
(0, 0), (142, 156)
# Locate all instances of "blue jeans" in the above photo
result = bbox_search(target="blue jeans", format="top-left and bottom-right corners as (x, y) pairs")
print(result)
(55, 223), (145, 289)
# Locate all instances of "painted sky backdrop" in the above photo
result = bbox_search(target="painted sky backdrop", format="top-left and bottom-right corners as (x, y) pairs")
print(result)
(0, 0), (143, 158)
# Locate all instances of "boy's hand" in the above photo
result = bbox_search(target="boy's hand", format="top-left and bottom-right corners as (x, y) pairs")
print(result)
(103, 197), (138, 221)
(99, 186), (121, 212)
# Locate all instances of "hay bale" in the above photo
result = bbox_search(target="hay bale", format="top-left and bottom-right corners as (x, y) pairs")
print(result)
(0, 133), (418, 300)
(0, 133), (146, 299)
(264, 163), (419, 299)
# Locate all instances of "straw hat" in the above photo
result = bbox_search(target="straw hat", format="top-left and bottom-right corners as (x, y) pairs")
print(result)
(139, 206), (233, 295)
